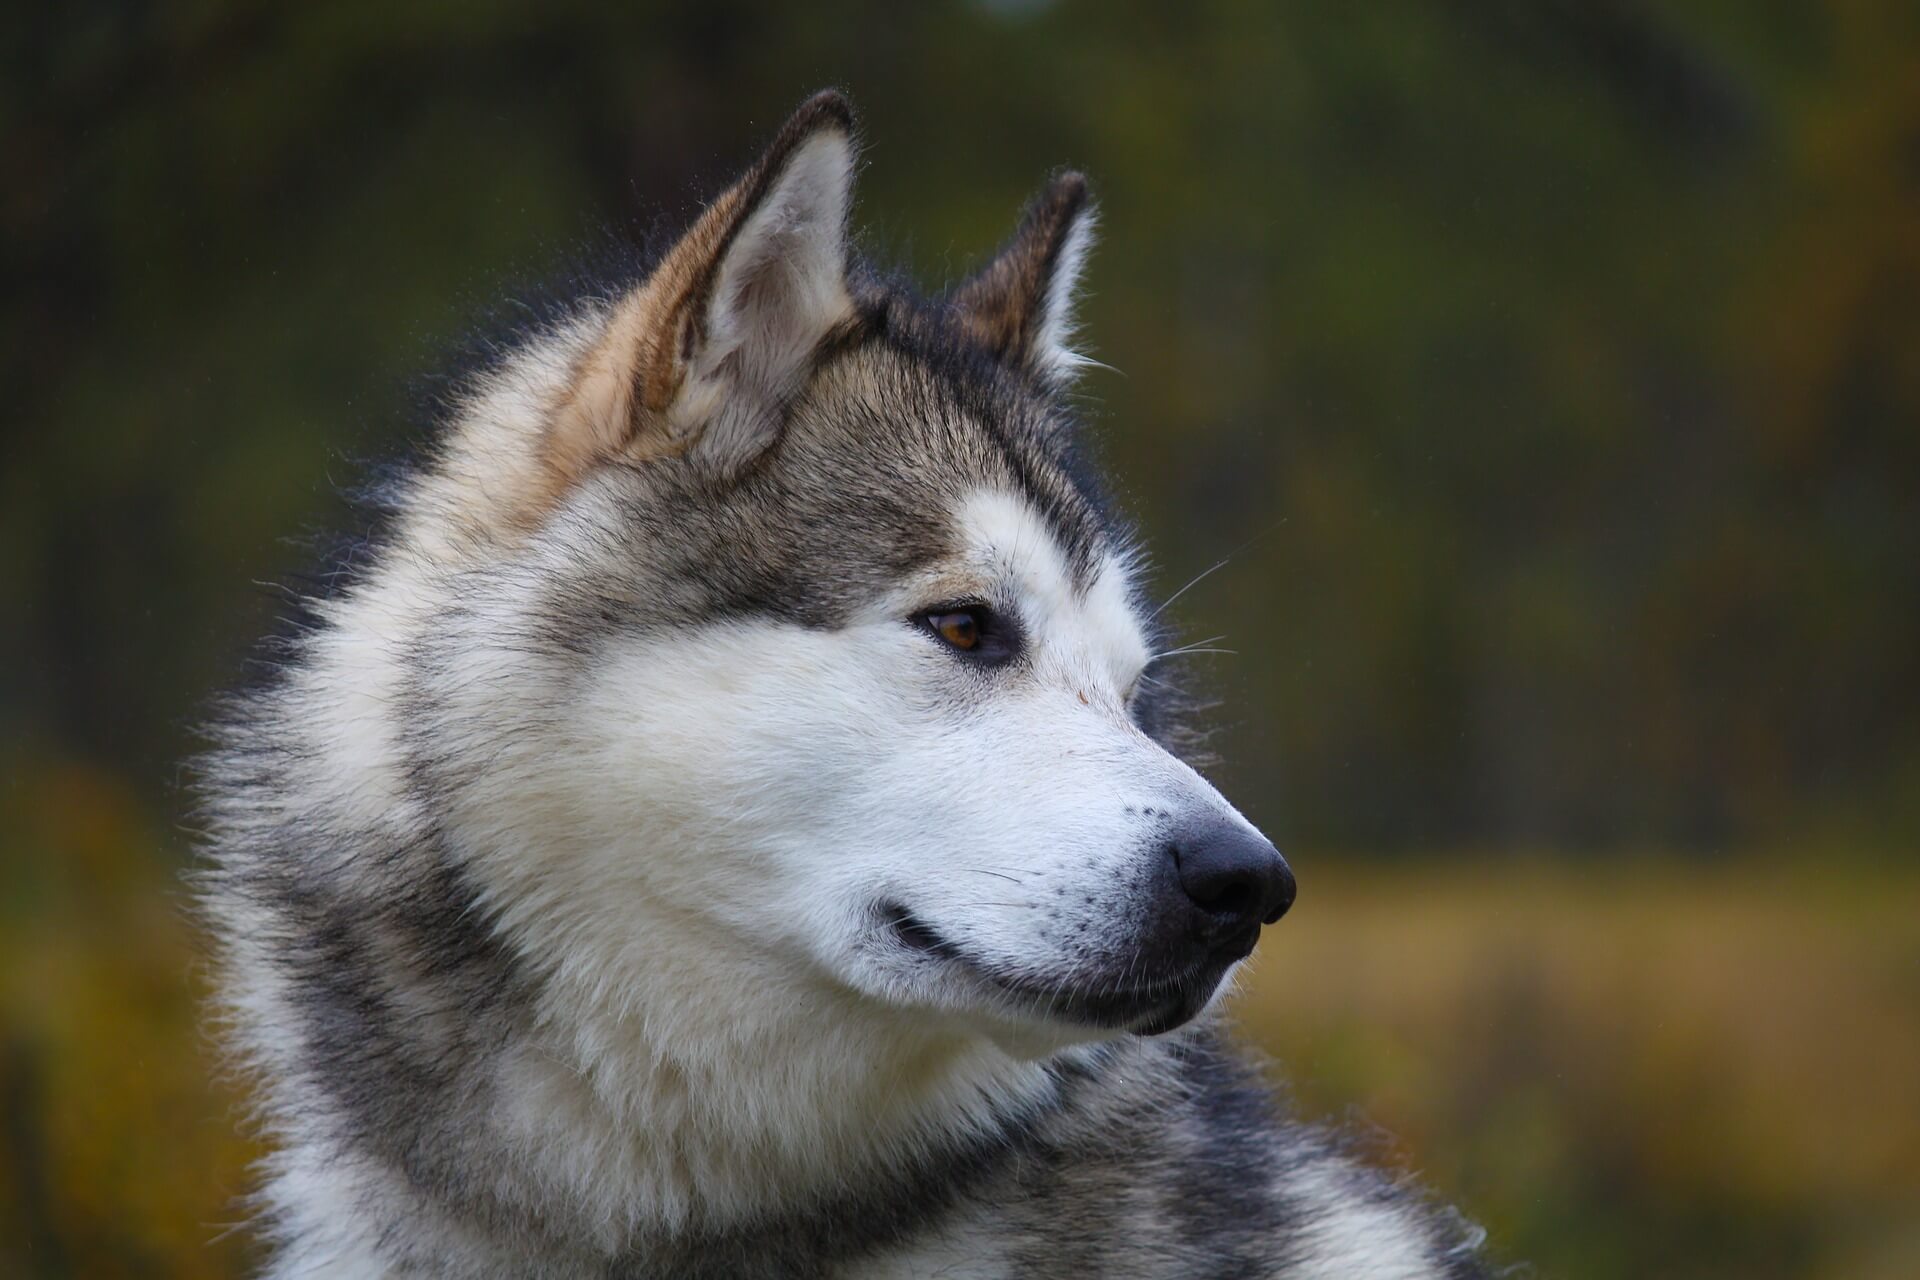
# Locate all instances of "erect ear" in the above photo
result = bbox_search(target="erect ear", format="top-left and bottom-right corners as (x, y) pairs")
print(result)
(950, 171), (1097, 385)
(550, 90), (858, 485)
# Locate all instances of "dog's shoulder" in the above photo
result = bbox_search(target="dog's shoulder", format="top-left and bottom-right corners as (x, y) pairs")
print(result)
(866, 1029), (1492, 1280)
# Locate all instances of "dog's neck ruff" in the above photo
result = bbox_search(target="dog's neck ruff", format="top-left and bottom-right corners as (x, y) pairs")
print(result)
(509, 932), (1094, 1245)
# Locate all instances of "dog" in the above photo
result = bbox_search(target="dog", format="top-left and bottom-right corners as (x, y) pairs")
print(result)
(198, 89), (1492, 1278)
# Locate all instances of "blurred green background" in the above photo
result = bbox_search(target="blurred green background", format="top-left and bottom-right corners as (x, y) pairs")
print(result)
(3, 2), (1917, 1277)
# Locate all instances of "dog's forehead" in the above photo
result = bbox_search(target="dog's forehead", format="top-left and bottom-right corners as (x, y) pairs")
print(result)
(768, 337), (1115, 580)
(606, 331), (1126, 633)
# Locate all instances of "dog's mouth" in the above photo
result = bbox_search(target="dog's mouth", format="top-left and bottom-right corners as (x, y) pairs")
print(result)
(879, 902), (1225, 1036)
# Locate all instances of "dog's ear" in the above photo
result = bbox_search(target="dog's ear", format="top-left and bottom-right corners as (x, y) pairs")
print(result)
(951, 172), (1096, 386)
(551, 90), (859, 484)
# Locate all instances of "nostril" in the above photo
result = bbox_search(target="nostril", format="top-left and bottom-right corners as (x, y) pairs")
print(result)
(1167, 818), (1294, 936)
(1175, 852), (1263, 920)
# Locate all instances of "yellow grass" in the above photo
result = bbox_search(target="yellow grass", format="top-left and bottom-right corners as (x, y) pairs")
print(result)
(1230, 857), (1920, 1280)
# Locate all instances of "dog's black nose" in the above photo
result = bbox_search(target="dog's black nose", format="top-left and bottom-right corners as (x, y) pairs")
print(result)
(1170, 817), (1295, 936)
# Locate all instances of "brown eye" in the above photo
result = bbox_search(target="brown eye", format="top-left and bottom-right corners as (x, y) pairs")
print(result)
(930, 611), (980, 651)
(913, 602), (1020, 664)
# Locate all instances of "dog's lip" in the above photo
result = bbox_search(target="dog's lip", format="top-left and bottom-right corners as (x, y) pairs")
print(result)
(880, 901), (1221, 1034)
(885, 903), (950, 956)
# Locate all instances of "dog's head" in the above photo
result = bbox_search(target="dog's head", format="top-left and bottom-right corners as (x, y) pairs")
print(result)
(423, 92), (1291, 1050)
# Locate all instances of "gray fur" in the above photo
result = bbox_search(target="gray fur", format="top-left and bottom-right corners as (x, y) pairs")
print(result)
(197, 92), (1495, 1278)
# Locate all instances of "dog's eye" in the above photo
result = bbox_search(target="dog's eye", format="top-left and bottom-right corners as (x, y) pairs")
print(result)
(914, 604), (1018, 664)
(930, 611), (980, 651)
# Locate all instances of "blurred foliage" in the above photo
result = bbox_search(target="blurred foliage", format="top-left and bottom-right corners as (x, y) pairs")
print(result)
(4, 0), (1919, 849)
(3, 1), (1917, 1277)
(0, 758), (260, 1278)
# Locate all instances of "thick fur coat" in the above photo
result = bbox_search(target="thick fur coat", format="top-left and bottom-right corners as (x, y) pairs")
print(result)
(198, 91), (1492, 1279)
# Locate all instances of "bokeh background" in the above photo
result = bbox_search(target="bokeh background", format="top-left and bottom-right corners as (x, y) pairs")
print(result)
(4, 2), (1917, 1276)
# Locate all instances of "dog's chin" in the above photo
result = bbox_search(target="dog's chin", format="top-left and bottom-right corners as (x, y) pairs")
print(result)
(880, 903), (1230, 1039)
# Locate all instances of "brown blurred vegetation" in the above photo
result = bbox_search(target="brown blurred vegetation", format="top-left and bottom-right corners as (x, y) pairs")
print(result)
(1, 759), (259, 1278)
(1239, 860), (1920, 1280)
(3, 1), (1917, 1277)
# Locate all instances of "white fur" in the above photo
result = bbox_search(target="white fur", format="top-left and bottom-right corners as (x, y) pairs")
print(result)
(1277, 1166), (1454, 1280)
(1033, 204), (1097, 379)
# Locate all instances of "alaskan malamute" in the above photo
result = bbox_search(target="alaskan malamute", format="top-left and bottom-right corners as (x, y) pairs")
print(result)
(199, 90), (1492, 1278)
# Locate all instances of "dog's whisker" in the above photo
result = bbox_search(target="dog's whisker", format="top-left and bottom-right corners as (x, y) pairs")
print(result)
(1148, 634), (1227, 661)
(959, 868), (1027, 885)
(1150, 556), (1234, 621)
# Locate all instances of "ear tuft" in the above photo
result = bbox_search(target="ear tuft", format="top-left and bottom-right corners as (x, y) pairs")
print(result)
(547, 89), (861, 489)
(952, 171), (1098, 385)
(669, 91), (860, 470)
